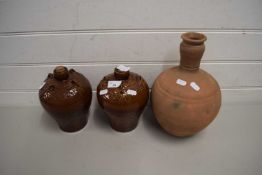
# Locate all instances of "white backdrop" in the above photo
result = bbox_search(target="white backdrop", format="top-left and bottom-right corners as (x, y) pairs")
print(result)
(0, 0), (261, 105)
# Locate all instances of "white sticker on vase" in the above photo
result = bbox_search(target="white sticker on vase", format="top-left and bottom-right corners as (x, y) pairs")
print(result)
(39, 82), (46, 89)
(108, 81), (122, 88)
(116, 65), (130, 72)
(127, 89), (137, 96)
(99, 89), (108, 95)
(190, 82), (200, 91)
(176, 79), (187, 86)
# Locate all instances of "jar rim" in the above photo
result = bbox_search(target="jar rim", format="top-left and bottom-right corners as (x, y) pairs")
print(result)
(181, 32), (207, 45)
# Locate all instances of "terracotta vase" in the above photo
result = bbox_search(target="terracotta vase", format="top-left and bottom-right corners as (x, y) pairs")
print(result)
(39, 66), (92, 132)
(151, 32), (221, 137)
(97, 65), (149, 132)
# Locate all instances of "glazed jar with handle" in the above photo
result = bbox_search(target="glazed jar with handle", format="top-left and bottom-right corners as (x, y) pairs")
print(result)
(39, 66), (92, 132)
(151, 32), (221, 137)
(97, 65), (149, 132)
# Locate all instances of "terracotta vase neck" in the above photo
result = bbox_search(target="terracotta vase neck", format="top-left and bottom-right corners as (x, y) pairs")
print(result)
(179, 32), (207, 71)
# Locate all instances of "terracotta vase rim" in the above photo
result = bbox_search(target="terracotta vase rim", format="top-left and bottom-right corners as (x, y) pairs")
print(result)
(181, 32), (207, 45)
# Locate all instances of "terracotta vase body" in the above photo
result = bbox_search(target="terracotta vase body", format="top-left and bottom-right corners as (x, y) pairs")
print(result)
(97, 65), (149, 132)
(39, 66), (92, 132)
(151, 32), (221, 137)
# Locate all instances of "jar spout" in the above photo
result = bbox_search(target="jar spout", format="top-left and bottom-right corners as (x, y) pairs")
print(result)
(180, 32), (207, 71)
(114, 67), (130, 80)
(53, 66), (69, 80)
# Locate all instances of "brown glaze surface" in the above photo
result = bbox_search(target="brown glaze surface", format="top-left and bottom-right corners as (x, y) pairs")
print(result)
(39, 66), (92, 132)
(97, 66), (149, 132)
(151, 32), (221, 137)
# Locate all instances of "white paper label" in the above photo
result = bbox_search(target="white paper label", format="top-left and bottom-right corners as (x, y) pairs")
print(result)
(99, 89), (108, 95)
(190, 82), (200, 91)
(176, 79), (187, 86)
(127, 89), (137, 96)
(108, 81), (122, 88)
(116, 65), (130, 72)
(39, 82), (46, 89)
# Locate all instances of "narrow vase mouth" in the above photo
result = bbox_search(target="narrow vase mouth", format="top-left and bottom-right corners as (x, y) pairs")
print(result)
(181, 32), (207, 45)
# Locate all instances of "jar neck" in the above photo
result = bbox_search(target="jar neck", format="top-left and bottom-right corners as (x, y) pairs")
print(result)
(114, 68), (129, 80)
(53, 66), (69, 80)
(179, 32), (207, 71)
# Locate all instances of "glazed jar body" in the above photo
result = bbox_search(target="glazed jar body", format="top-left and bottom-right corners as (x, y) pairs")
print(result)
(151, 32), (221, 137)
(98, 88), (149, 132)
(97, 66), (149, 132)
(42, 103), (90, 132)
(39, 67), (92, 132)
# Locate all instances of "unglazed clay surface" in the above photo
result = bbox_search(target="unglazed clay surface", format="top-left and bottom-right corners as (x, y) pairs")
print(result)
(151, 32), (221, 137)
(97, 67), (149, 132)
(39, 66), (92, 132)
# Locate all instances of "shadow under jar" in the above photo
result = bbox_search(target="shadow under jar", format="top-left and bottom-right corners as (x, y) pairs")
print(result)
(39, 66), (92, 132)
(151, 32), (221, 137)
(97, 65), (149, 132)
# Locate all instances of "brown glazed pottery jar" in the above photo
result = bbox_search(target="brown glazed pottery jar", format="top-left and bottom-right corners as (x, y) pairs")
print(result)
(39, 66), (92, 132)
(97, 65), (149, 132)
(151, 32), (221, 137)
